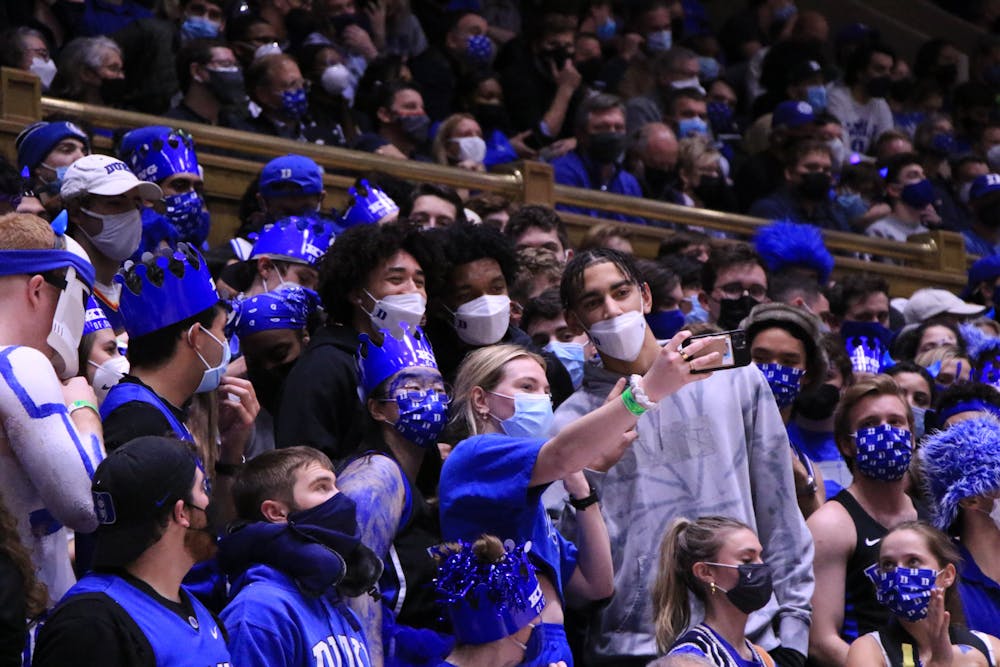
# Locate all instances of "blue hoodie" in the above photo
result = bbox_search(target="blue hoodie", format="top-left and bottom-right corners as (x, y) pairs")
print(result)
(222, 563), (372, 667)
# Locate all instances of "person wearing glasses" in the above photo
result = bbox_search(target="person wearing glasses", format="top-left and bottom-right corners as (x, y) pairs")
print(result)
(244, 53), (349, 147)
(698, 243), (771, 331)
(337, 322), (453, 667)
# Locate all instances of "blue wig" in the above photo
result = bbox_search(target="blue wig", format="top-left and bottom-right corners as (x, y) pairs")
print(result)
(919, 415), (1000, 530)
(754, 221), (834, 285)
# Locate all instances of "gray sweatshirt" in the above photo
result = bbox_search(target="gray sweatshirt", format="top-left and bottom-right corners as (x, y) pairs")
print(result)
(551, 362), (814, 663)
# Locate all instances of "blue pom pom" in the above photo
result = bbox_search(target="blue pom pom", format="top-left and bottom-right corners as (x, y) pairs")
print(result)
(754, 220), (834, 284)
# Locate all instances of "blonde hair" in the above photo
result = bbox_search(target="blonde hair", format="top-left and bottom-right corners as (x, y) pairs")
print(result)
(0, 213), (55, 249)
(449, 344), (546, 441)
(915, 344), (970, 377)
(578, 224), (632, 252)
(652, 516), (751, 653)
(432, 113), (477, 165)
(678, 136), (721, 189)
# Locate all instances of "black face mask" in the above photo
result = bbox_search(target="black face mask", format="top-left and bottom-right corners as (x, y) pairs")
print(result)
(645, 166), (678, 198)
(717, 295), (758, 330)
(247, 358), (297, 416)
(576, 57), (604, 84)
(793, 382), (840, 420)
(978, 201), (1000, 229)
(473, 103), (510, 133)
(695, 175), (736, 212)
(714, 563), (774, 614)
(798, 172), (832, 201)
(396, 113), (430, 144)
(934, 63), (958, 88)
(538, 47), (571, 73)
(865, 75), (892, 98)
(207, 68), (247, 106)
(100, 77), (128, 105)
(587, 131), (626, 164)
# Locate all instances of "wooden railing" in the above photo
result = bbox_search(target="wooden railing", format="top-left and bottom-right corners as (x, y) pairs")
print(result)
(0, 67), (971, 297)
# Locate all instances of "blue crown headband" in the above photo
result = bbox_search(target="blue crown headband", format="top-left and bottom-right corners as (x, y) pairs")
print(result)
(919, 415), (1000, 529)
(845, 336), (893, 374)
(356, 322), (438, 400)
(754, 220), (834, 284)
(249, 216), (336, 266)
(432, 539), (545, 645)
(119, 126), (200, 183)
(340, 179), (399, 228)
(83, 296), (112, 336)
(228, 285), (321, 338)
(115, 243), (220, 338)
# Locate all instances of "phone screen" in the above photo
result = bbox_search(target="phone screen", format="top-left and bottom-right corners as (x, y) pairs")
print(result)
(696, 334), (735, 368)
(681, 329), (750, 373)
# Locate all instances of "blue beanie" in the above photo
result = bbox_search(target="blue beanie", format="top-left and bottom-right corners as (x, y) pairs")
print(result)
(15, 121), (90, 171)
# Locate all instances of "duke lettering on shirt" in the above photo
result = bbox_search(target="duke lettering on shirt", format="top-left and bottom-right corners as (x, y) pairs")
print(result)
(311, 634), (371, 667)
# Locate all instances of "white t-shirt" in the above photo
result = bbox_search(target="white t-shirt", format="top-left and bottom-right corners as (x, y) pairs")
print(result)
(827, 84), (894, 156)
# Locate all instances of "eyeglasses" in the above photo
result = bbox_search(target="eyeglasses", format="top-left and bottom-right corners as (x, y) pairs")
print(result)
(715, 282), (767, 301)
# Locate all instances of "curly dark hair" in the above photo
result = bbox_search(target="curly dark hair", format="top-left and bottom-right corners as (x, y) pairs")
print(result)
(701, 242), (766, 294)
(0, 496), (47, 619)
(503, 205), (569, 251)
(426, 223), (518, 299)
(828, 273), (890, 319)
(318, 222), (440, 324)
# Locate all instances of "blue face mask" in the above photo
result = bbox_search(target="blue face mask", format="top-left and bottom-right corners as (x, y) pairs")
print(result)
(697, 56), (721, 81)
(164, 191), (211, 246)
(678, 117), (709, 138)
(853, 423), (913, 481)
(910, 405), (927, 440)
(757, 363), (805, 409)
(490, 391), (554, 439)
(40, 164), (69, 195)
(806, 85), (828, 112)
(545, 341), (586, 389)
(193, 325), (232, 394)
(645, 309), (685, 340)
(466, 34), (494, 67)
(596, 18), (617, 41)
(685, 294), (709, 323)
(865, 564), (940, 622)
(281, 88), (309, 120)
(181, 16), (221, 41)
(900, 179), (936, 209)
(706, 101), (734, 133)
(645, 29), (672, 52)
(392, 389), (448, 448)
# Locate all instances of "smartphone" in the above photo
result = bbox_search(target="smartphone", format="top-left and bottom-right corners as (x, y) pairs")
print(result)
(680, 329), (751, 373)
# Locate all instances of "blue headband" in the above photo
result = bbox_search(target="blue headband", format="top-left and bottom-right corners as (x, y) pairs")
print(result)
(83, 296), (112, 336)
(0, 249), (96, 289)
(229, 286), (320, 338)
(937, 399), (1000, 423)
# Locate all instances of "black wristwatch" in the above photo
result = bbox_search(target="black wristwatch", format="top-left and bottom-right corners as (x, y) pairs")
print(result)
(569, 486), (600, 511)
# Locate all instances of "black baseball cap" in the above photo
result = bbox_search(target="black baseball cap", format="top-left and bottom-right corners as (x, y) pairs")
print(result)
(91, 436), (199, 568)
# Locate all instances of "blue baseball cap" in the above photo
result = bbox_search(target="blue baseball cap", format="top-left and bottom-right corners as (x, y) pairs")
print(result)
(772, 101), (815, 130)
(969, 173), (1000, 204)
(15, 121), (90, 171)
(259, 155), (324, 198)
(965, 255), (1000, 296)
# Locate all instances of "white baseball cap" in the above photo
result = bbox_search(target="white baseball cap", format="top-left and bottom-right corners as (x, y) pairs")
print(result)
(61, 154), (163, 201)
(902, 288), (986, 325)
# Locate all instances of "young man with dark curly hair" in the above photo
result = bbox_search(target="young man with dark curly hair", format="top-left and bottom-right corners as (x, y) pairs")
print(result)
(276, 222), (438, 461)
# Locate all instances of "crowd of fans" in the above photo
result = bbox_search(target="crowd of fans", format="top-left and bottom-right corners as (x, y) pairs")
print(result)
(3, 1), (1000, 667)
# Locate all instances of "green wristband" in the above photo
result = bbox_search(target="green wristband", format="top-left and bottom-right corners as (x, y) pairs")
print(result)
(620, 387), (646, 416)
(69, 399), (99, 416)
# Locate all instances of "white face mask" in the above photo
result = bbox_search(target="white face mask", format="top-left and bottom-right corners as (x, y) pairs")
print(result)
(671, 77), (705, 94)
(451, 136), (487, 164)
(451, 294), (510, 346)
(80, 207), (143, 262)
(586, 310), (647, 362)
(30, 57), (57, 89)
(261, 265), (296, 293)
(47, 265), (89, 380)
(364, 289), (426, 336)
(191, 325), (232, 394)
(827, 138), (846, 167)
(89, 355), (130, 403)
(321, 63), (352, 95)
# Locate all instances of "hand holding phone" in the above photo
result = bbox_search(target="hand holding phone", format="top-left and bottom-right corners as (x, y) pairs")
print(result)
(680, 329), (751, 374)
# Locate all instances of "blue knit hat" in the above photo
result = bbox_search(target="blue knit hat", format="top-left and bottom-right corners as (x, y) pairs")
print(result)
(919, 415), (1000, 529)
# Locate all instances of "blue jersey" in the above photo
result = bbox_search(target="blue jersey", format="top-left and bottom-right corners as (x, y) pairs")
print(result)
(438, 434), (579, 600)
(786, 421), (852, 500)
(66, 572), (231, 667)
(957, 542), (1000, 637)
(221, 563), (372, 667)
(101, 380), (194, 442)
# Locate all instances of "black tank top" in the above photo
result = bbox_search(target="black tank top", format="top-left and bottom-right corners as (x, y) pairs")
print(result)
(873, 618), (995, 666)
(832, 489), (890, 641)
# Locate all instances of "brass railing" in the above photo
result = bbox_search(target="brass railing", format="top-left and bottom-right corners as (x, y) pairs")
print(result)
(0, 67), (971, 297)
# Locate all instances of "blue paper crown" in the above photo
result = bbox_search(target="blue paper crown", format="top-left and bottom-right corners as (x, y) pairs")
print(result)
(249, 216), (336, 265)
(432, 539), (545, 645)
(340, 179), (399, 228)
(845, 335), (894, 374)
(119, 126), (200, 183)
(115, 244), (220, 338)
(357, 322), (438, 399)
(83, 296), (112, 336)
